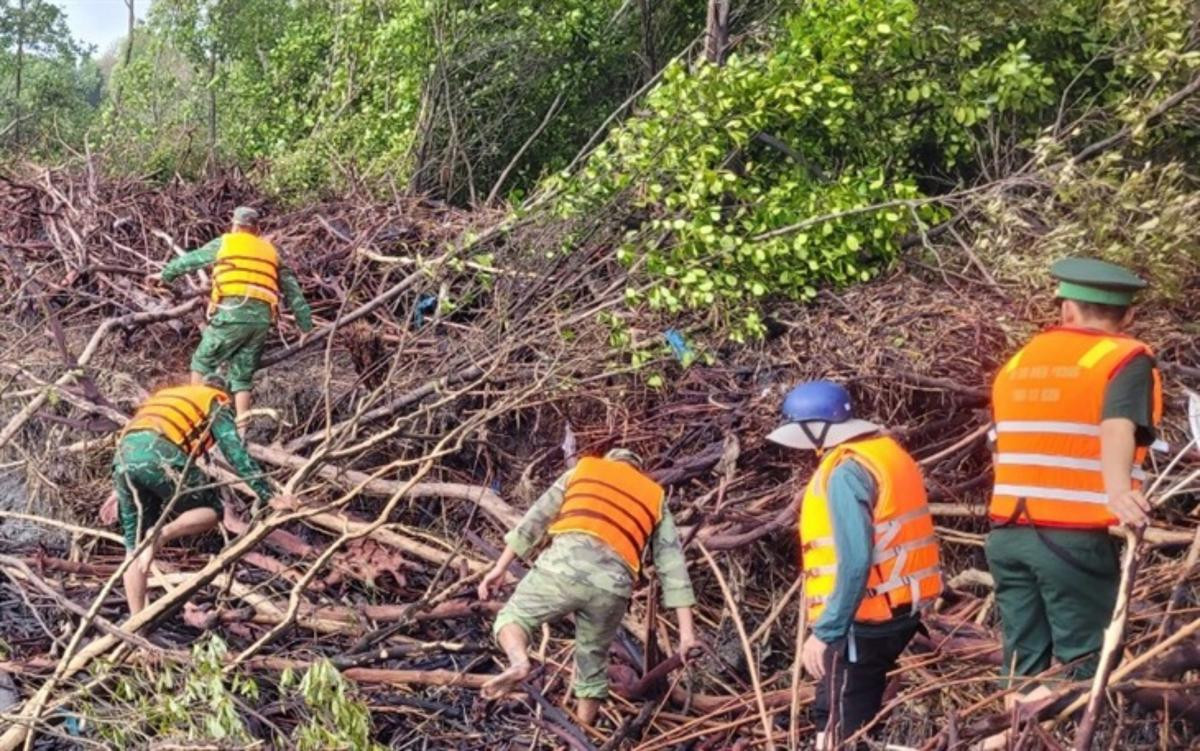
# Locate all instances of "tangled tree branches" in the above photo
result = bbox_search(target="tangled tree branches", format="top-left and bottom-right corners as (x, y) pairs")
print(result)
(0, 162), (1197, 749)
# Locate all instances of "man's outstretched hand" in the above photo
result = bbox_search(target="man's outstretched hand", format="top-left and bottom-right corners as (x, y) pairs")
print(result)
(477, 564), (506, 601)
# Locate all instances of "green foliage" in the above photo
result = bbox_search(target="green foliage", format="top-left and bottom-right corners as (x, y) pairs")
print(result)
(286, 659), (381, 751)
(96, 635), (256, 745)
(977, 156), (1200, 302)
(82, 637), (379, 748)
(0, 0), (99, 157)
(94, 0), (705, 202)
(551, 0), (1200, 339)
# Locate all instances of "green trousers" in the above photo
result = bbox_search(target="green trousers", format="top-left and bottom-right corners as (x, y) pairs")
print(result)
(190, 318), (270, 393)
(984, 526), (1119, 683)
(113, 432), (222, 550)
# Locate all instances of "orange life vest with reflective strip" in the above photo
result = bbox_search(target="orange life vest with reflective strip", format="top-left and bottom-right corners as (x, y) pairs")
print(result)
(210, 231), (280, 311)
(800, 435), (943, 623)
(989, 328), (1163, 529)
(547, 456), (664, 573)
(121, 385), (229, 457)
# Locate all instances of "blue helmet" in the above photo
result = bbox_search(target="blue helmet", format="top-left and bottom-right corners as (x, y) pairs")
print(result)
(768, 380), (879, 450)
(781, 380), (854, 423)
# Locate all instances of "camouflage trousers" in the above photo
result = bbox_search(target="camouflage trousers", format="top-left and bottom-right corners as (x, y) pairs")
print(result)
(190, 318), (270, 393)
(494, 562), (629, 699)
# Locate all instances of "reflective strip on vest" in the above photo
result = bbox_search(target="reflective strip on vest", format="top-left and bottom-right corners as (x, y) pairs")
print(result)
(870, 564), (942, 596)
(872, 534), (939, 564)
(992, 484), (1109, 505)
(994, 420), (1099, 436)
(996, 453), (1146, 481)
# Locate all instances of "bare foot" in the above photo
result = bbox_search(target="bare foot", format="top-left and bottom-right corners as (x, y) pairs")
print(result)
(481, 659), (530, 699)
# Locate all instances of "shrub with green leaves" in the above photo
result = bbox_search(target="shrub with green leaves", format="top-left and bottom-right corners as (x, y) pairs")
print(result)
(80, 637), (379, 749)
(551, 0), (1190, 339)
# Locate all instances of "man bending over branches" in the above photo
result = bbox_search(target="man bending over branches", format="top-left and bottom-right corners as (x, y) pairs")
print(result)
(477, 447), (698, 726)
(100, 376), (294, 614)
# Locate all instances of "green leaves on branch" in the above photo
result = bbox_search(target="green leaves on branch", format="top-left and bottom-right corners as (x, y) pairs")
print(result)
(552, 0), (1200, 340)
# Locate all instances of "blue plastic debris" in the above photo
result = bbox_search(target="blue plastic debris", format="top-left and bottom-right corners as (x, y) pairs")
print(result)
(61, 713), (83, 736)
(412, 293), (438, 327)
(664, 329), (694, 365)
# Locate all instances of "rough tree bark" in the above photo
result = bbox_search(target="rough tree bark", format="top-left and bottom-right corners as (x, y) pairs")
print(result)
(704, 0), (729, 65)
(124, 0), (135, 66)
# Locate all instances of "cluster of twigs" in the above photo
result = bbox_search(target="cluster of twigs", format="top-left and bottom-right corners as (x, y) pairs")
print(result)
(0, 162), (1196, 750)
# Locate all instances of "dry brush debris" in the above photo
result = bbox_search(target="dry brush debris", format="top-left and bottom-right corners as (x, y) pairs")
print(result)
(0, 164), (1197, 749)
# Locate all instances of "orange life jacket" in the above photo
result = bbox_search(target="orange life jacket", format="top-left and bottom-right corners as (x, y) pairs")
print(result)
(547, 456), (664, 573)
(990, 328), (1163, 528)
(210, 231), (280, 311)
(800, 435), (943, 623)
(122, 385), (229, 457)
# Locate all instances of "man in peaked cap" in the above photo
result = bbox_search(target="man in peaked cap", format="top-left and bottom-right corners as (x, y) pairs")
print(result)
(148, 206), (313, 422)
(476, 447), (698, 726)
(984, 258), (1163, 717)
(768, 381), (942, 748)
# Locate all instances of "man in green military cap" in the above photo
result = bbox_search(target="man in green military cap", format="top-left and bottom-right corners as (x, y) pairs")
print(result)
(982, 257), (1162, 729)
(148, 207), (313, 421)
(476, 447), (698, 726)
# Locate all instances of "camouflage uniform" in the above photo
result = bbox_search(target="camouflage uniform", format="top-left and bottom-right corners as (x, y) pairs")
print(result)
(162, 239), (313, 393)
(494, 469), (696, 699)
(114, 402), (274, 549)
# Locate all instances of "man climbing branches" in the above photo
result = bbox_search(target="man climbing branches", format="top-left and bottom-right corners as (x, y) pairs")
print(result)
(476, 447), (698, 726)
(148, 206), (313, 422)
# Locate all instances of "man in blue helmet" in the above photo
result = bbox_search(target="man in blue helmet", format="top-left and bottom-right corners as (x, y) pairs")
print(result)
(768, 381), (943, 748)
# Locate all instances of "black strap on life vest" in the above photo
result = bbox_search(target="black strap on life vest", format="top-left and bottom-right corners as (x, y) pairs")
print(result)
(997, 497), (1115, 579)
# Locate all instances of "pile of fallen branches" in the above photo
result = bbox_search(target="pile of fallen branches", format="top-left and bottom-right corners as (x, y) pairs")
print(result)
(0, 163), (1197, 749)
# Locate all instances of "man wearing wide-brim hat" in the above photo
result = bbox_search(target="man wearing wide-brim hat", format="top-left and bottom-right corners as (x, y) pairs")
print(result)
(768, 381), (943, 748)
(147, 206), (313, 422)
(984, 258), (1163, 703)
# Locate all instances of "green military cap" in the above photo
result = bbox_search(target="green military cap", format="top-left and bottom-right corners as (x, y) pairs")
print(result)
(232, 206), (260, 226)
(1051, 257), (1146, 306)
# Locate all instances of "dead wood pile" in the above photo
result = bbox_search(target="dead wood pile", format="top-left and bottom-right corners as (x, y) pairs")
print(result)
(0, 165), (1197, 749)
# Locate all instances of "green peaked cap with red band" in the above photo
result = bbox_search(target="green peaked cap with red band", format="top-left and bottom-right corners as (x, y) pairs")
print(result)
(1051, 257), (1146, 306)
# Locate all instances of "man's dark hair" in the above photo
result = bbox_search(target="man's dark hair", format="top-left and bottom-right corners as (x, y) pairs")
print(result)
(1060, 298), (1129, 325)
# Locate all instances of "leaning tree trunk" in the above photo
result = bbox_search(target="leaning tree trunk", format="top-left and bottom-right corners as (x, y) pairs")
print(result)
(705, 0), (730, 66)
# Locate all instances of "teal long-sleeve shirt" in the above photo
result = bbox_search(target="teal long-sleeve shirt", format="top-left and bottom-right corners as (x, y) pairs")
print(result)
(161, 237), (313, 331)
(811, 457), (878, 644)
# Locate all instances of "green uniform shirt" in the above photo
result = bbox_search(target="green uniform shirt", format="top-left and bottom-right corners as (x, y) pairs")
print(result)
(1101, 354), (1157, 446)
(161, 238), (313, 331)
(115, 402), (274, 548)
(206, 402), (275, 502)
(504, 469), (697, 609)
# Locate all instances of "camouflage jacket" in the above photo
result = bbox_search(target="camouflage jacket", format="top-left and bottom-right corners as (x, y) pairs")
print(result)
(505, 469), (697, 609)
(162, 238), (313, 330)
